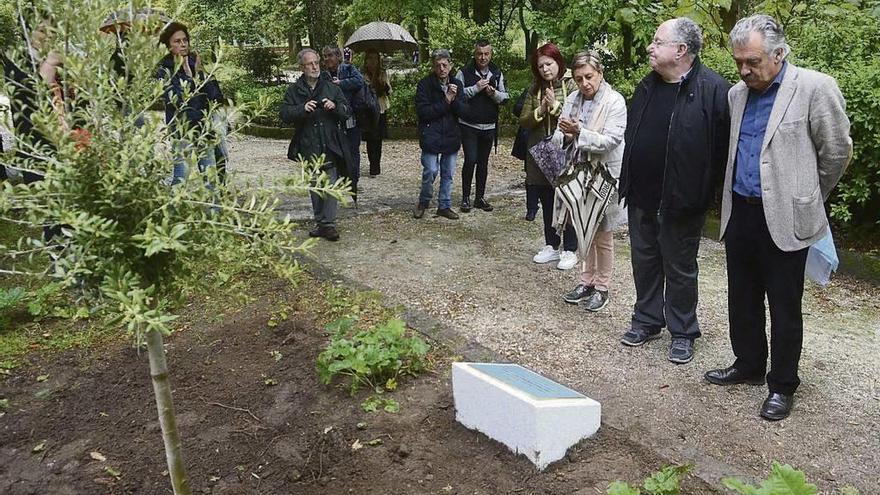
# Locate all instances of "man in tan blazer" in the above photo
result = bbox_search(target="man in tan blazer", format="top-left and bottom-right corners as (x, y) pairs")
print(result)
(705, 14), (852, 421)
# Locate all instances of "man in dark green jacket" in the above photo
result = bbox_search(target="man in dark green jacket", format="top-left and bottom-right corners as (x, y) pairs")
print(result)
(280, 48), (353, 242)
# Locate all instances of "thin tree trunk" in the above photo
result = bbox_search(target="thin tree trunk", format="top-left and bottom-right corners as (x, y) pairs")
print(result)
(146, 327), (191, 495)
(417, 16), (429, 64)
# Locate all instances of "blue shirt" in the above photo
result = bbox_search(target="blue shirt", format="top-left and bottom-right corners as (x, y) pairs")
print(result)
(733, 62), (788, 198)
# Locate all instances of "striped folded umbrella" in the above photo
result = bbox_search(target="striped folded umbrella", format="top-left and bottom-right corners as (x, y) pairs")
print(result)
(344, 22), (418, 53)
(553, 159), (617, 262)
(100, 7), (171, 33)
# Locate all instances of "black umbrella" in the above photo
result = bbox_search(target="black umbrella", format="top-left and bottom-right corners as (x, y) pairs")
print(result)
(344, 21), (418, 53)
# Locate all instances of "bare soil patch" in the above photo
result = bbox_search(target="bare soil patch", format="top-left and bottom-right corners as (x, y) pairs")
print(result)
(226, 136), (880, 493)
(0, 277), (719, 494)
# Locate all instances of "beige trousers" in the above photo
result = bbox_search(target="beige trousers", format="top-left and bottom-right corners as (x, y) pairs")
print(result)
(579, 230), (614, 291)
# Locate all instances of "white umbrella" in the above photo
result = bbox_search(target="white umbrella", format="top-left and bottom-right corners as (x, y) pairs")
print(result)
(344, 21), (418, 53)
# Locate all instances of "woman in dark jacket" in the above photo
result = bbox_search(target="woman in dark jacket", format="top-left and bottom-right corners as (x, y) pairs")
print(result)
(518, 42), (578, 270)
(361, 51), (390, 177)
(157, 22), (224, 185)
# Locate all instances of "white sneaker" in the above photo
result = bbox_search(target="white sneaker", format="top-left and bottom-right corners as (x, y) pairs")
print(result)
(533, 245), (560, 263)
(557, 250), (578, 270)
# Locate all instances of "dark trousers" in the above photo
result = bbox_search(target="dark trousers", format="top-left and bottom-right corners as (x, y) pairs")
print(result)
(365, 137), (382, 176)
(346, 126), (362, 192)
(365, 113), (386, 176)
(628, 205), (705, 339)
(534, 184), (576, 251)
(726, 194), (808, 395)
(460, 125), (494, 201)
(526, 182), (539, 215)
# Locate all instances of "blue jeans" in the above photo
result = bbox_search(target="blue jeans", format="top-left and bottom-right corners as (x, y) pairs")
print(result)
(419, 152), (456, 210)
(172, 140), (217, 187)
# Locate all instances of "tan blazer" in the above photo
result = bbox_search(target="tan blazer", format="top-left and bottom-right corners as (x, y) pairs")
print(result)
(719, 64), (852, 252)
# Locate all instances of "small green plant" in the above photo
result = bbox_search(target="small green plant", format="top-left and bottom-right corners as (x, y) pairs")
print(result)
(316, 317), (430, 395)
(25, 283), (63, 318)
(0, 287), (26, 325)
(360, 395), (400, 413)
(607, 465), (692, 495)
(722, 462), (818, 495)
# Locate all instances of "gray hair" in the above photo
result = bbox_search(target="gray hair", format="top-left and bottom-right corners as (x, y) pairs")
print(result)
(670, 17), (703, 56)
(729, 14), (790, 59)
(431, 49), (451, 62)
(297, 48), (319, 65)
(322, 45), (342, 57)
(571, 50), (604, 73)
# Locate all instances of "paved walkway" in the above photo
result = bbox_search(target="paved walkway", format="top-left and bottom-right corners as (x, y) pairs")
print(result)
(231, 136), (880, 493)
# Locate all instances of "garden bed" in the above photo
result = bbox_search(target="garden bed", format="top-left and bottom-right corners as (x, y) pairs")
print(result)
(0, 277), (718, 494)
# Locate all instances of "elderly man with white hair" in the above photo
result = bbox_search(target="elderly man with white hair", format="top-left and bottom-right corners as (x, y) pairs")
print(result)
(705, 14), (852, 421)
(617, 18), (731, 364)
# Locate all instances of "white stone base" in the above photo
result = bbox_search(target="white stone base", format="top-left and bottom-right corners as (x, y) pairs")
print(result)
(452, 362), (601, 470)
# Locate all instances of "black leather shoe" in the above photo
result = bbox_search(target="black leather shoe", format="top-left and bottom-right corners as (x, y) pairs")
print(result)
(308, 226), (322, 238)
(704, 366), (765, 386)
(436, 208), (460, 220)
(760, 392), (794, 421)
(474, 198), (494, 211)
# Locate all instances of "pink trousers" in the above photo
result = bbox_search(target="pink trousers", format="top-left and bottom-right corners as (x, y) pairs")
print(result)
(580, 230), (614, 291)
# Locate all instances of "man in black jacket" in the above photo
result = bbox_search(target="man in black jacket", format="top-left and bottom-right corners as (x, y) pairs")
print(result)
(618, 17), (731, 364)
(280, 48), (353, 242)
(454, 40), (508, 212)
(413, 49), (469, 220)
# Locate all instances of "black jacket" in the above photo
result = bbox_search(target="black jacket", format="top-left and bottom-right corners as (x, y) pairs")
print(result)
(459, 61), (504, 125)
(619, 57), (731, 215)
(279, 75), (353, 174)
(157, 54), (224, 130)
(415, 74), (469, 155)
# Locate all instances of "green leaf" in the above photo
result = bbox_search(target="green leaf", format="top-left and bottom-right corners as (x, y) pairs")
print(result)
(607, 481), (641, 495)
(643, 464), (691, 495)
(722, 462), (818, 495)
(361, 396), (380, 412)
(382, 399), (400, 414)
(32, 441), (46, 454)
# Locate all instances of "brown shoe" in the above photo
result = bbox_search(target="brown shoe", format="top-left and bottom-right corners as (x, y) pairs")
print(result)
(321, 226), (339, 242)
(436, 208), (459, 220)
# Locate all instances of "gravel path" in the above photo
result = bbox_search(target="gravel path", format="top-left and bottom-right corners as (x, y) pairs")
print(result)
(232, 136), (880, 492)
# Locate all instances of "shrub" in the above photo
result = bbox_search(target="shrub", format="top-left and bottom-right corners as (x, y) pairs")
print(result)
(236, 46), (284, 83)
(785, 6), (880, 228)
(316, 317), (430, 395)
(387, 69), (425, 127)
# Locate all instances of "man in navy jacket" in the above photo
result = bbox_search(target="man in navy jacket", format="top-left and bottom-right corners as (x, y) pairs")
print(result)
(413, 49), (469, 220)
(322, 46), (365, 195)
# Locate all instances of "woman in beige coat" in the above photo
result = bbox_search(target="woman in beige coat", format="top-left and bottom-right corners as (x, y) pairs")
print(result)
(553, 50), (627, 311)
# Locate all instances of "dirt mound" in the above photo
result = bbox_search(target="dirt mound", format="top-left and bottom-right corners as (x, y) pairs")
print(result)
(0, 283), (717, 494)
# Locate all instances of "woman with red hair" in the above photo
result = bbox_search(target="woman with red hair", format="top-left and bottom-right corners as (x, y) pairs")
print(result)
(519, 43), (578, 270)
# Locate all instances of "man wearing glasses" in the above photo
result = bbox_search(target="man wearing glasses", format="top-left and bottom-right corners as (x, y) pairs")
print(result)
(618, 18), (731, 364)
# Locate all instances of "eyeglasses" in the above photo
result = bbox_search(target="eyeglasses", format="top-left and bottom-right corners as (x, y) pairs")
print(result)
(650, 38), (681, 47)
